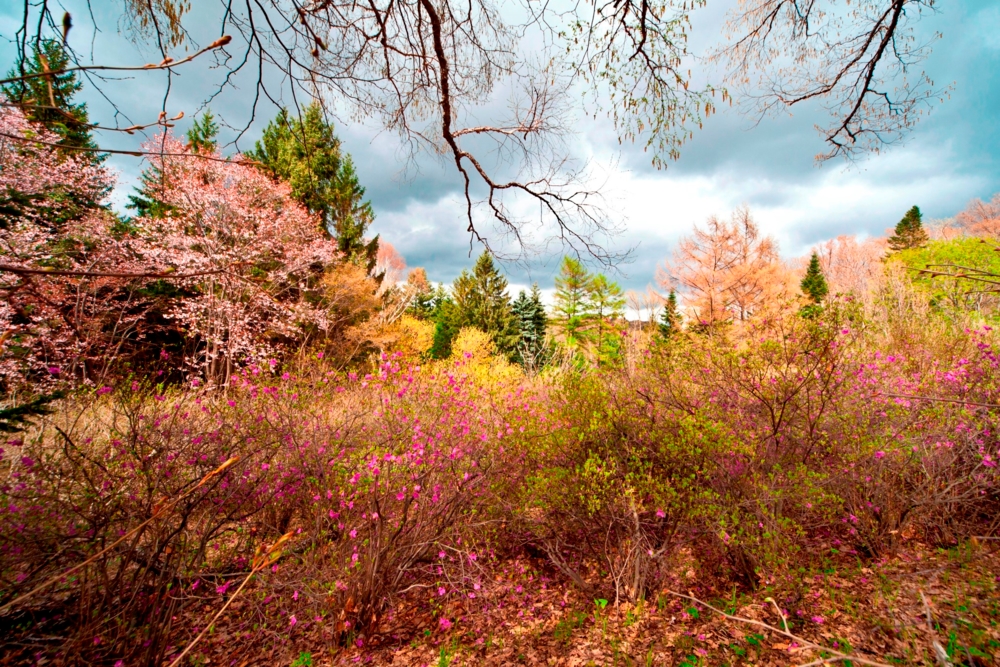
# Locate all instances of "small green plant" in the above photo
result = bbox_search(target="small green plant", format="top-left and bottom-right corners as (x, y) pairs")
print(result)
(291, 653), (313, 667)
(594, 598), (609, 636)
(624, 599), (644, 627)
(553, 611), (588, 644)
(436, 636), (461, 666)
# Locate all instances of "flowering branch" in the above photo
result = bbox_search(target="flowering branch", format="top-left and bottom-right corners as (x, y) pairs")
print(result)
(0, 264), (230, 279)
(0, 456), (239, 615)
(166, 530), (295, 667)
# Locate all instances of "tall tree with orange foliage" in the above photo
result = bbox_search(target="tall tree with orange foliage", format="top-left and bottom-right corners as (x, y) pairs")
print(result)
(660, 208), (781, 325)
(955, 193), (1000, 238)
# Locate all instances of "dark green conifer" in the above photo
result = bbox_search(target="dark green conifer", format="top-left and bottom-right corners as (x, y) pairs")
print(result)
(186, 110), (220, 153)
(249, 104), (378, 276)
(658, 290), (680, 339)
(887, 205), (929, 252)
(2, 40), (99, 160)
(800, 251), (829, 304)
(451, 252), (516, 353)
(429, 288), (459, 359)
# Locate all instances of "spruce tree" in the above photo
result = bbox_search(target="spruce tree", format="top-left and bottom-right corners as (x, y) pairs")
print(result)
(407, 281), (437, 320)
(887, 205), (929, 252)
(2, 40), (99, 159)
(249, 104), (378, 275)
(800, 251), (829, 304)
(511, 283), (548, 368)
(451, 252), (515, 353)
(658, 290), (680, 339)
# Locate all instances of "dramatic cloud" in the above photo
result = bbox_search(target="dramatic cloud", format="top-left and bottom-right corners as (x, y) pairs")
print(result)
(2, 0), (998, 299)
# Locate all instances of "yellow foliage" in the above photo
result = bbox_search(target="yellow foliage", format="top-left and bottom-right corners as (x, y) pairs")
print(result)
(386, 315), (435, 358)
(451, 327), (496, 360)
(449, 327), (522, 387)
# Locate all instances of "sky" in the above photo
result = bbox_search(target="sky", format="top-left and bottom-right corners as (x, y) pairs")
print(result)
(2, 1), (999, 306)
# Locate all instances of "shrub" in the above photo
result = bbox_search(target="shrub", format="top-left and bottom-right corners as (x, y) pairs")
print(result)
(0, 355), (533, 663)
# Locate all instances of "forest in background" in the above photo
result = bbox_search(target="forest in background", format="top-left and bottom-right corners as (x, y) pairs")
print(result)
(3, 12), (1000, 667)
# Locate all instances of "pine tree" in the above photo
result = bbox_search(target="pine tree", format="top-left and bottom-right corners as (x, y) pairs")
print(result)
(2, 40), (99, 159)
(249, 104), (378, 275)
(451, 252), (515, 353)
(658, 290), (680, 339)
(511, 283), (548, 368)
(800, 251), (829, 304)
(551, 256), (595, 348)
(186, 110), (220, 153)
(887, 205), (929, 252)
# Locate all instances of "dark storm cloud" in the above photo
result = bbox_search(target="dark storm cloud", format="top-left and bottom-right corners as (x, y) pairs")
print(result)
(3, 0), (999, 298)
(594, 1), (1000, 205)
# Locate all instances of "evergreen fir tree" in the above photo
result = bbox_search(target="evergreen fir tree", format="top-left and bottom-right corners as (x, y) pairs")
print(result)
(511, 283), (548, 368)
(451, 252), (515, 353)
(2, 40), (99, 159)
(186, 110), (220, 153)
(249, 104), (378, 276)
(0, 391), (65, 433)
(887, 205), (929, 252)
(428, 288), (459, 359)
(658, 290), (680, 339)
(800, 251), (829, 304)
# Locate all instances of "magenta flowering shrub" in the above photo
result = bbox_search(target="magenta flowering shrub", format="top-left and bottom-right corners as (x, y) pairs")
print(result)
(0, 354), (534, 664)
(828, 330), (1000, 555)
(2, 301), (999, 662)
(516, 302), (1000, 597)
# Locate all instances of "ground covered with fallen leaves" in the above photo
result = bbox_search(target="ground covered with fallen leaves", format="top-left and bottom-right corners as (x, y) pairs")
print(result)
(192, 539), (1000, 667)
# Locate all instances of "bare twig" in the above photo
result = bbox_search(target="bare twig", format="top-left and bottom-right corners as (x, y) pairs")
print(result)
(664, 590), (893, 667)
(0, 457), (239, 615)
(0, 36), (232, 86)
(166, 531), (294, 667)
(919, 590), (952, 667)
(0, 130), (261, 164)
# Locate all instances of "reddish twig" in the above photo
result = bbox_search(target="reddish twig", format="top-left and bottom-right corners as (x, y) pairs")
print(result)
(0, 456), (239, 615)
(167, 531), (295, 667)
(664, 590), (893, 667)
